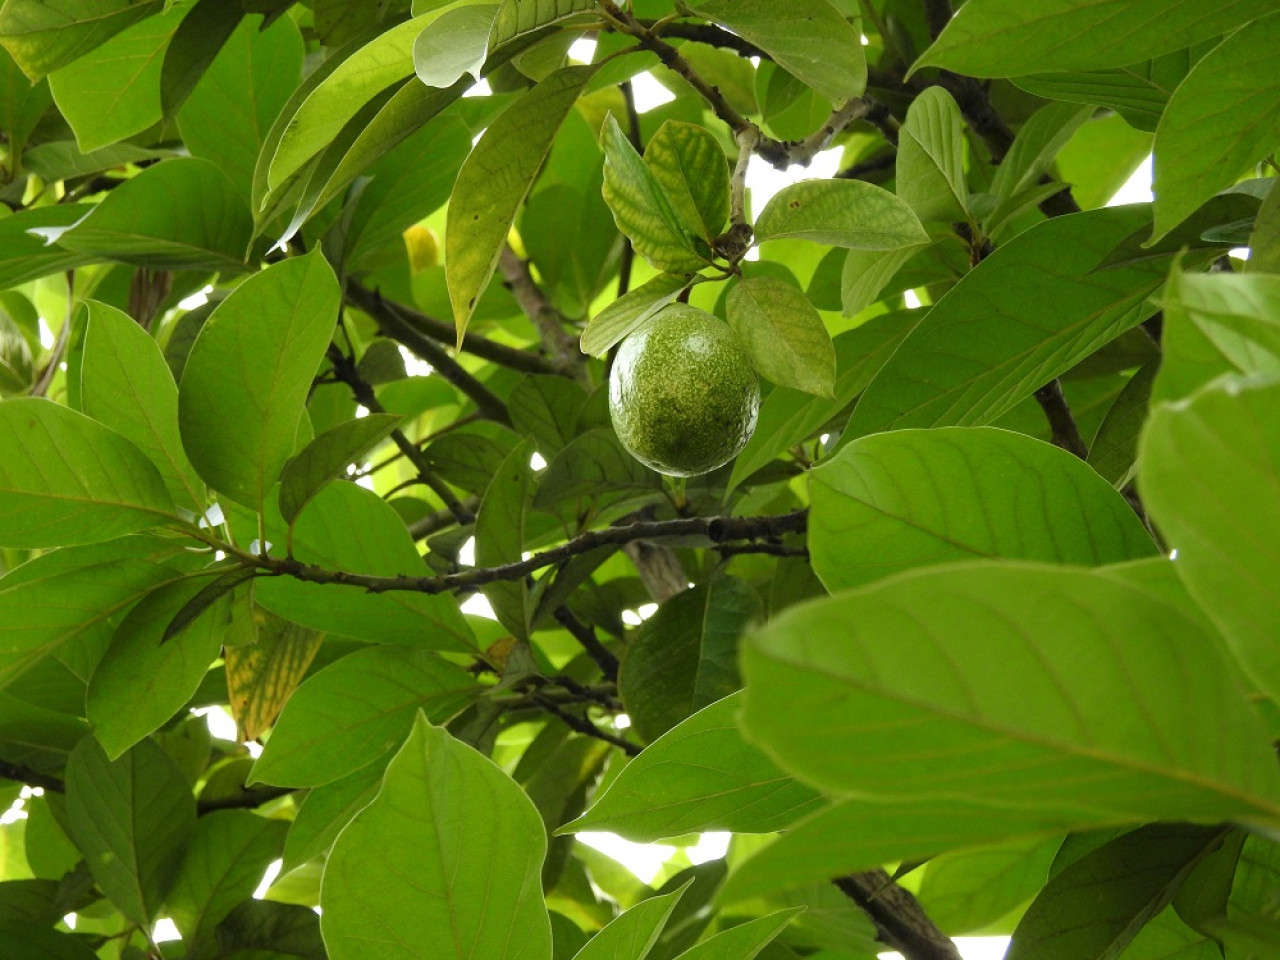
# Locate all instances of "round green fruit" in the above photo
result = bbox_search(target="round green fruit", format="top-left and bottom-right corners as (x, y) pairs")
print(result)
(609, 304), (760, 477)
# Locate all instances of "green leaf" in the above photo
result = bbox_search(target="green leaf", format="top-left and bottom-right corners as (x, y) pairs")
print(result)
(57, 157), (252, 271)
(754, 179), (928, 250)
(1007, 825), (1231, 960)
(1088, 362), (1157, 489)
(488, 0), (598, 55)
(178, 249), (340, 509)
(64, 736), (196, 926)
(80, 300), (204, 512)
(0, 206), (95, 288)
(86, 576), (227, 759)
(266, 12), (438, 190)
(507, 375), (587, 454)
(839, 245), (928, 317)
(564, 692), (821, 842)
(719, 795), (1072, 903)
(177, 13), (304, 202)
(670, 908), (802, 960)
(580, 272), (692, 357)
(321, 714), (552, 960)
(1151, 14), (1280, 242)
(0, 311), (32, 395)
(281, 763), (382, 871)
(619, 576), (762, 743)
(644, 120), (731, 244)
(279, 413), (401, 525)
(253, 481), (475, 651)
(158, 0), (243, 117)
(740, 562), (1280, 821)
(0, 922), (97, 960)
(413, 4), (496, 89)
(476, 438), (535, 640)
(0, 0), (162, 80)
(842, 206), (1171, 439)
(599, 114), (707, 274)
(572, 883), (689, 960)
(0, 548), (178, 690)
(988, 102), (1093, 204)
(47, 4), (184, 151)
(809, 427), (1156, 591)
(684, 0), (864, 104)
(249, 645), (479, 788)
(214, 899), (326, 957)
(0, 398), (175, 548)
(447, 65), (594, 341)
(0, 45), (52, 155)
(727, 313), (915, 491)
(912, 0), (1275, 78)
(1011, 44), (1208, 134)
(165, 810), (288, 953)
(1247, 177), (1280, 275)
(917, 836), (1060, 935)
(1141, 375), (1280, 705)
(896, 86), (967, 223)
(726, 277), (835, 397)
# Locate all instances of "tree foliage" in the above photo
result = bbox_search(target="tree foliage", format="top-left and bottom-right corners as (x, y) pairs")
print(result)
(0, 1), (1277, 958)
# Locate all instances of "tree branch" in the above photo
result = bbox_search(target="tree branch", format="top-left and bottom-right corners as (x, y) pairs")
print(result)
(345, 281), (560, 377)
(0, 761), (64, 793)
(265, 510), (808, 596)
(344, 292), (513, 425)
(1034, 379), (1088, 459)
(921, 0), (953, 40)
(643, 20), (768, 59)
(834, 870), (964, 960)
(554, 607), (620, 681)
(530, 693), (641, 755)
(497, 245), (589, 383)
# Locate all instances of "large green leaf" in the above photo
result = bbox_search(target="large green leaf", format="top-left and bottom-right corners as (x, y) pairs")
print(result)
(488, 0), (597, 55)
(157, 0), (244, 118)
(266, 12), (437, 189)
(754, 180), (928, 250)
(278, 413), (401, 525)
(321, 715), (552, 960)
(80, 300), (204, 512)
(165, 810), (288, 954)
(1151, 14), (1280, 242)
(913, 0), (1274, 77)
(620, 576), (762, 743)
(726, 277), (835, 397)
(916, 836), (1061, 935)
(281, 763), (382, 871)
(46, 3), (184, 151)
(0, 398), (175, 548)
(0, 923), (98, 960)
(896, 86), (968, 223)
(573, 884), (689, 960)
(0, 44), (52, 154)
(0, 0), (163, 80)
(412, 3), (496, 89)
(809, 427), (1156, 591)
(599, 114), (707, 275)
(447, 65), (593, 340)
(842, 206), (1169, 439)
(253, 481), (475, 651)
(86, 575), (227, 759)
(64, 736), (196, 926)
(178, 249), (340, 509)
(58, 157), (252, 271)
(249, 645), (479, 788)
(1088, 361), (1157, 489)
(177, 13), (304, 202)
(1008, 824), (1231, 960)
(1141, 376), (1280, 704)
(563, 692), (821, 842)
(685, 0), (864, 104)
(643, 120), (731, 244)
(740, 562), (1280, 822)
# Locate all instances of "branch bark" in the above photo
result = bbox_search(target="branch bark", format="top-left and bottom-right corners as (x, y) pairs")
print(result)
(1034, 379), (1089, 459)
(497, 245), (590, 384)
(834, 870), (964, 960)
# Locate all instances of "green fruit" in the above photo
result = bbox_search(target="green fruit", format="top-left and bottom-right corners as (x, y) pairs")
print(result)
(609, 304), (760, 477)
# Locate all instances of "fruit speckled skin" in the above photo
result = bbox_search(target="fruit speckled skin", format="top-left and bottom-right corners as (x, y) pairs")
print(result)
(609, 305), (760, 477)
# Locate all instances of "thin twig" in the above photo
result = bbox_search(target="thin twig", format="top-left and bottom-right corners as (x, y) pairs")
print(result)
(265, 510), (809, 596)
(531, 694), (641, 755)
(0, 761), (64, 793)
(30, 272), (73, 398)
(643, 20), (768, 59)
(617, 78), (643, 297)
(554, 607), (620, 681)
